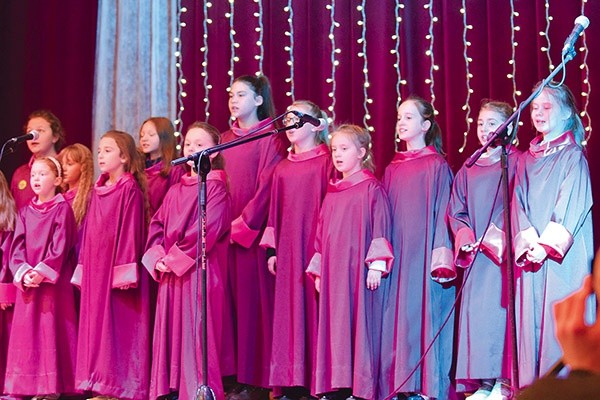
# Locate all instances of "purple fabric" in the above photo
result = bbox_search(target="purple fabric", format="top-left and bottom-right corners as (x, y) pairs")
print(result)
(143, 170), (231, 400)
(310, 169), (393, 399)
(380, 147), (456, 399)
(5, 194), (78, 396)
(0, 230), (14, 394)
(511, 131), (594, 387)
(9, 157), (35, 211)
(220, 118), (286, 387)
(145, 162), (186, 218)
(75, 173), (150, 400)
(262, 144), (333, 391)
(447, 147), (520, 389)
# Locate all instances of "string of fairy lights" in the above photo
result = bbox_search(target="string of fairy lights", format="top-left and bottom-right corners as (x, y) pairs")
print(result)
(172, 1), (592, 148)
(458, 1), (474, 153)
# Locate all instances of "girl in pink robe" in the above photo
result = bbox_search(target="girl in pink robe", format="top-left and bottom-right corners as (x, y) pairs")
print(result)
(73, 131), (151, 400)
(58, 143), (94, 227)
(0, 171), (17, 395)
(221, 74), (287, 393)
(306, 124), (393, 399)
(5, 157), (78, 398)
(143, 122), (232, 400)
(259, 100), (334, 398)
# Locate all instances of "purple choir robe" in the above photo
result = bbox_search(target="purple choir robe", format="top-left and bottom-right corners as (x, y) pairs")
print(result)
(146, 161), (186, 218)
(143, 170), (232, 400)
(259, 144), (333, 391)
(5, 194), (78, 396)
(0, 230), (15, 394)
(73, 173), (150, 400)
(221, 118), (287, 386)
(447, 146), (520, 390)
(380, 147), (456, 400)
(511, 131), (594, 387)
(306, 169), (394, 399)
(10, 157), (35, 210)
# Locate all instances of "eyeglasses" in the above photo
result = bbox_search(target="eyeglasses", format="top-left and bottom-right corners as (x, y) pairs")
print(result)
(282, 114), (301, 126)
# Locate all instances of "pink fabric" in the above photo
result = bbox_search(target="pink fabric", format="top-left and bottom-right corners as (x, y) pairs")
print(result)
(230, 215), (261, 248)
(112, 262), (139, 288)
(514, 226), (540, 267)
(12, 263), (32, 292)
(70, 264), (83, 287)
(454, 227), (477, 268)
(5, 194), (78, 396)
(431, 246), (456, 283)
(258, 226), (276, 249)
(0, 283), (16, 303)
(33, 261), (59, 283)
(146, 162), (186, 218)
(480, 223), (505, 266)
(365, 237), (394, 275)
(9, 157), (35, 210)
(0, 230), (15, 393)
(164, 243), (195, 277)
(539, 221), (574, 260)
(141, 244), (166, 281)
(305, 253), (321, 278)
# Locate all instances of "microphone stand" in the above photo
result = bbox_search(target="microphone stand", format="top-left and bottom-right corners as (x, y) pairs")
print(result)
(465, 48), (577, 393)
(171, 120), (302, 400)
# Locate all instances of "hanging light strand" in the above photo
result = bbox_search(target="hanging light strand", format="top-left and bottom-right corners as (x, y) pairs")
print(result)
(391, 1), (405, 111)
(284, 0), (295, 99)
(173, 1), (187, 149)
(458, 1), (474, 153)
(226, 1), (238, 89)
(254, 0), (265, 74)
(201, 2), (213, 120)
(326, 1), (338, 124)
(539, 0), (554, 70)
(508, 1), (522, 126)
(357, 2), (373, 132)
(580, 0), (592, 145)
(424, 1), (439, 114)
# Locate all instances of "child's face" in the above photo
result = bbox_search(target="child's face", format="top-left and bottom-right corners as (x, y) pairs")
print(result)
(26, 117), (58, 157)
(477, 108), (506, 146)
(531, 89), (569, 137)
(62, 154), (82, 188)
(284, 105), (317, 149)
(30, 161), (60, 200)
(183, 128), (217, 169)
(396, 100), (430, 144)
(331, 132), (365, 177)
(139, 121), (161, 159)
(228, 81), (263, 122)
(98, 137), (126, 175)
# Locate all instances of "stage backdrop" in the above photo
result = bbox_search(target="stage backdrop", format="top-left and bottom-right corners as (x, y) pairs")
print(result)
(0, 0), (598, 245)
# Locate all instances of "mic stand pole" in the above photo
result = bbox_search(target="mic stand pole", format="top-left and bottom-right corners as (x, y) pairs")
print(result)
(171, 121), (303, 400)
(466, 48), (577, 393)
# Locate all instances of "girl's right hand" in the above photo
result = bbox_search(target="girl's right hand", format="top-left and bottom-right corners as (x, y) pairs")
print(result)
(0, 303), (13, 310)
(155, 260), (171, 273)
(314, 277), (321, 293)
(267, 256), (277, 275)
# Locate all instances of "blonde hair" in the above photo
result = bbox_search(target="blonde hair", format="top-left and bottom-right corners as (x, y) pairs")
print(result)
(331, 124), (375, 172)
(0, 171), (17, 231)
(59, 144), (94, 226)
(290, 100), (330, 145)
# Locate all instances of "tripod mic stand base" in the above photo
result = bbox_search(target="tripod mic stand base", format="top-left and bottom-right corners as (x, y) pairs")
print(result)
(197, 385), (216, 400)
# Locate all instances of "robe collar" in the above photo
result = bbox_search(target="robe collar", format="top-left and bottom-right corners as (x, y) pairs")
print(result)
(30, 193), (65, 212)
(63, 188), (77, 203)
(529, 130), (576, 158)
(391, 145), (438, 162)
(95, 172), (135, 195)
(231, 118), (274, 138)
(181, 169), (227, 186)
(145, 157), (163, 171)
(328, 169), (375, 192)
(287, 143), (329, 162)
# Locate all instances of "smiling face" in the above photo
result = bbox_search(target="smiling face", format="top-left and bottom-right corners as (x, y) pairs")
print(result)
(139, 120), (161, 159)
(30, 159), (61, 201)
(531, 89), (570, 139)
(26, 116), (58, 157)
(228, 81), (263, 125)
(396, 100), (430, 150)
(330, 132), (365, 178)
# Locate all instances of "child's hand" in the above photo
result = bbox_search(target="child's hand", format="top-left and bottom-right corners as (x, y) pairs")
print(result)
(461, 241), (479, 253)
(366, 270), (382, 290)
(314, 277), (321, 293)
(24, 270), (43, 287)
(155, 260), (171, 273)
(267, 256), (277, 276)
(526, 242), (547, 264)
(119, 285), (131, 290)
(0, 303), (13, 310)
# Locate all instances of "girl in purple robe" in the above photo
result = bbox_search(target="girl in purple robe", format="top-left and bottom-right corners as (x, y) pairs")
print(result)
(139, 117), (186, 218)
(221, 74), (287, 395)
(306, 124), (394, 400)
(73, 131), (151, 400)
(59, 143), (94, 227)
(143, 122), (232, 400)
(0, 171), (17, 395)
(10, 110), (66, 210)
(259, 100), (333, 398)
(448, 100), (519, 400)
(5, 157), (78, 398)
(380, 96), (456, 400)
(511, 83), (593, 388)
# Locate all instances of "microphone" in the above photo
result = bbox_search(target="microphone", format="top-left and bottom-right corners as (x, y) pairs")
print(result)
(562, 15), (590, 55)
(8, 130), (39, 144)
(290, 110), (327, 130)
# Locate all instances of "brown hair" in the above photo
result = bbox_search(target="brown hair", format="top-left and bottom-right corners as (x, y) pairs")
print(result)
(0, 171), (17, 231)
(331, 124), (375, 172)
(232, 75), (276, 121)
(59, 144), (94, 226)
(185, 121), (225, 171)
(139, 117), (178, 176)
(25, 110), (66, 152)
(405, 96), (444, 155)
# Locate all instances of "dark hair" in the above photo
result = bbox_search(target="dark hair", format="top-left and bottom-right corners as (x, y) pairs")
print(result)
(26, 109), (66, 152)
(233, 75), (276, 121)
(405, 96), (444, 155)
(290, 100), (330, 145)
(185, 121), (225, 171)
(139, 117), (178, 176)
(331, 124), (375, 172)
(532, 81), (585, 145)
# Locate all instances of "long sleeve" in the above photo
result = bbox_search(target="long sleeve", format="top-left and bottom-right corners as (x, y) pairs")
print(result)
(447, 167), (477, 268)
(0, 231), (16, 303)
(364, 185), (394, 275)
(306, 211), (324, 278)
(431, 162), (455, 283)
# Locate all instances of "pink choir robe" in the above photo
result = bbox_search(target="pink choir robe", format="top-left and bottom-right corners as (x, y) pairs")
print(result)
(306, 169), (394, 399)
(221, 118), (287, 386)
(143, 170), (232, 400)
(259, 144), (333, 391)
(5, 194), (78, 396)
(511, 131), (594, 387)
(0, 230), (15, 394)
(380, 147), (456, 400)
(73, 173), (150, 400)
(447, 146), (520, 391)
(145, 161), (186, 218)
(10, 157), (35, 210)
